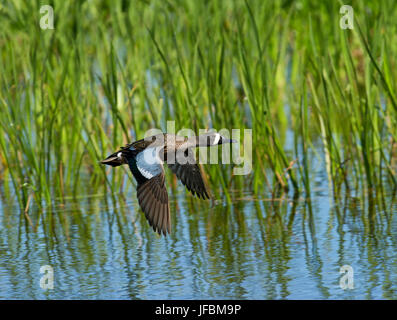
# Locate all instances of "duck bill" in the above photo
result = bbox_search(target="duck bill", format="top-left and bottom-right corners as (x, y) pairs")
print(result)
(222, 138), (238, 144)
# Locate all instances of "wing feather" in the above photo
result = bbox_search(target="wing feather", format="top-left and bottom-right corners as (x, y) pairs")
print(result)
(168, 152), (210, 200)
(137, 172), (171, 235)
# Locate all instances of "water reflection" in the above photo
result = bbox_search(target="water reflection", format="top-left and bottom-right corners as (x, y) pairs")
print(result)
(0, 183), (396, 299)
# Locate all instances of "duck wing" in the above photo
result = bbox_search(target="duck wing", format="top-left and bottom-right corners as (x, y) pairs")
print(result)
(136, 171), (171, 236)
(167, 151), (210, 200)
(130, 148), (171, 235)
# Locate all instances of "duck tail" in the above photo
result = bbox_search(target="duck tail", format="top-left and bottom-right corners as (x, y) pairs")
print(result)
(100, 151), (127, 167)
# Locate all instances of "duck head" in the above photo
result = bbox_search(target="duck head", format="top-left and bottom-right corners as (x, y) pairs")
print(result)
(196, 132), (237, 147)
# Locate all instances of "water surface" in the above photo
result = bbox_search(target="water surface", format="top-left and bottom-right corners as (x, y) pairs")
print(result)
(0, 175), (396, 299)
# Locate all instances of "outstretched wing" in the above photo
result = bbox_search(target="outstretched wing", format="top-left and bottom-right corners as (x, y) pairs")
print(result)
(132, 148), (171, 235)
(167, 151), (210, 200)
(137, 172), (171, 236)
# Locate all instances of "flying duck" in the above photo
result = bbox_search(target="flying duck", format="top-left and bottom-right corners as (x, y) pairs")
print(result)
(101, 132), (235, 236)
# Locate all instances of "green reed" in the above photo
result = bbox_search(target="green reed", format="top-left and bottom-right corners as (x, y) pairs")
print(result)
(0, 0), (396, 212)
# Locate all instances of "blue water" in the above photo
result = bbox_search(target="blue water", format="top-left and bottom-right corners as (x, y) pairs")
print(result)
(0, 175), (396, 299)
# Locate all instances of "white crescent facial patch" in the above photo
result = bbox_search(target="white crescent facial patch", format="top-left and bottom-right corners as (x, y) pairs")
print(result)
(213, 133), (221, 145)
